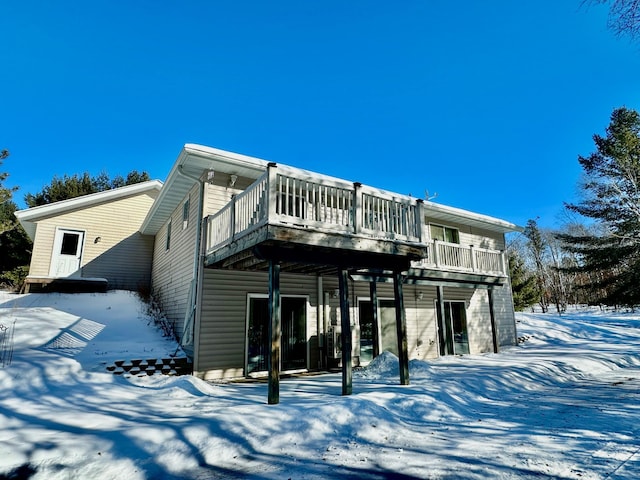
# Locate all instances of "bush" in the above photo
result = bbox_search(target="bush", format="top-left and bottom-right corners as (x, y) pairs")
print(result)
(0, 265), (29, 292)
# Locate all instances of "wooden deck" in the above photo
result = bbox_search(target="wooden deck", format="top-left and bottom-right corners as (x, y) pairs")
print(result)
(203, 162), (506, 277)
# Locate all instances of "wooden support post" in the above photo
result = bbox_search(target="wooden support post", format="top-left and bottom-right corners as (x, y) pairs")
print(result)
(229, 194), (237, 242)
(469, 244), (476, 272)
(415, 199), (424, 242)
(433, 239), (441, 268)
(488, 288), (500, 354)
(268, 260), (281, 405)
(338, 268), (352, 396)
(436, 285), (448, 356)
(266, 162), (278, 218)
(353, 182), (362, 235)
(369, 281), (380, 359)
(393, 271), (410, 385)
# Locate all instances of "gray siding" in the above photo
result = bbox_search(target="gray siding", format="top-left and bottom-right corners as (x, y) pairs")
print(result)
(195, 269), (319, 380)
(150, 183), (201, 341)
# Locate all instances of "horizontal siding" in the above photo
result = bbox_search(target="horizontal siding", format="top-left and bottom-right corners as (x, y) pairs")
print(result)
(195, 268), (511, 380)
(28, 190), (157, 290)
(492, 282), (518, 347)
(195, 269), (319, 380)
(150, 183), (200, 342)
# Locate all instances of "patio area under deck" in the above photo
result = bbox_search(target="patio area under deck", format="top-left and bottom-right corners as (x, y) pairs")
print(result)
(201, 162), (510, 403)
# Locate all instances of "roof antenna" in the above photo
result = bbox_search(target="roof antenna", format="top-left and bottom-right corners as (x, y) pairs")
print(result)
(425, 189), (438, 201)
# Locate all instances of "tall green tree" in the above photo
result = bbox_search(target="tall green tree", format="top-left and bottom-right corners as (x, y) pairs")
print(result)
(558, 107), (640, 306)
(508, 249), (541, 311)
(0, 150), (18, 233)
(0, 149), (31, 289)
(25, 170), (150, 207)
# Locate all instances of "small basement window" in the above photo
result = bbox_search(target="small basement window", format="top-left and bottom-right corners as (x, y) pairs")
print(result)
(182, 198), (190, 230)
(166, 220), (172, 250)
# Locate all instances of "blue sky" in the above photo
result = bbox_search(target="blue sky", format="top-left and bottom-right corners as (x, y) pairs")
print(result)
(2, 1), (639, 228)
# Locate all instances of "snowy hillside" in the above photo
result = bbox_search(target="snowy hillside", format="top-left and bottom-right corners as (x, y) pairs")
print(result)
(1, 291), (639, 479)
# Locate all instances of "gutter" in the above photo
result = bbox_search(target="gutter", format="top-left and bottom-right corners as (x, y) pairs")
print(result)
(175, 163), (209, 352)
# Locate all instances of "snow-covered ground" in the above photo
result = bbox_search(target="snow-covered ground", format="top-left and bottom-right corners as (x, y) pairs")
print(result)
(1, 292), (639, 479)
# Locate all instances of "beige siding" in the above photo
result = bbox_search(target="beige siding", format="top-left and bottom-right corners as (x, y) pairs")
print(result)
(492, 282), (518, 347)
(150, 173), (261, 344)
(194, 267), (513, 380)
(195, 269), (319, 380)
(28, 190), (157, 290)
(150, 183), (201, 342)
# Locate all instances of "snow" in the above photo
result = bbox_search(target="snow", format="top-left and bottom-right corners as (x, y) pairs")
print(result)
(1, 292), (640, 479)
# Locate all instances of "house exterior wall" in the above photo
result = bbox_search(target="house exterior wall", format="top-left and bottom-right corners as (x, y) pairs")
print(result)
(194, 270), (515, 380)
(150, 172), (257, 344)
(195, 269), (319, 380)
(150, 182), (200, 343)
(27, 190), (158, 290)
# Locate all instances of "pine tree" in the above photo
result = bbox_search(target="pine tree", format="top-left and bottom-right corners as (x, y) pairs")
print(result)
(508, 250), (541, 311)
(558, 107), (640, 306)
(25, 170), (151, 207)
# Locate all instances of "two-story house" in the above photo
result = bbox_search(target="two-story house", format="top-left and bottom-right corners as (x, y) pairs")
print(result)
(17, 144), (521, 403)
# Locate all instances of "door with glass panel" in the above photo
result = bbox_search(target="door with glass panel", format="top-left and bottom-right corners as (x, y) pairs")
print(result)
(437, 301), (469, 355)
(246, 296), (307, 375)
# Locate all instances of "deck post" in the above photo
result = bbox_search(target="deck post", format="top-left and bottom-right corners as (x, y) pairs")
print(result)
(353, 182), (362, 235)
(267, 260), (281, 404)
(229, 194), (237, 242)
(415, 199), (424, 242)
(469, 244), (476, 272)
(266, 162), (278, 219)
(436, 285), (448, 356)
(393, 271), (410, 385)
(338, 268), (352, 395)
(488, 288), (500, 354)
(433, 239), (441, 268)
(369, 280), (380, 359)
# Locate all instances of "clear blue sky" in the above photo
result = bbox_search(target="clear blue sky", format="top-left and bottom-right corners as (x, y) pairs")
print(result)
(2, 1), (639, 228)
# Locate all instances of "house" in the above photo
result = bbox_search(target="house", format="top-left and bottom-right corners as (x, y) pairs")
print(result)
(15, 181), (162, 293)
(16, 144), (522, 403)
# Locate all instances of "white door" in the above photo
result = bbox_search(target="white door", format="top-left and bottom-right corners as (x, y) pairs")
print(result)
(49, 228), (85, 278)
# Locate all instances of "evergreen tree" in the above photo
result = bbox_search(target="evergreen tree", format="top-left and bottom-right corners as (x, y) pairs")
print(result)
(508, 249), (541, 311)
(0, 150), (18, 234)
(558, 107), (640, 306)
(523, 219), (551, 312)
(25, 170), (150, 207)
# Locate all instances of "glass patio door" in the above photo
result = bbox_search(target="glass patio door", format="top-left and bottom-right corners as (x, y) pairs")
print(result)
(246, 296), (307, 375)
(438, 301), (469, 355)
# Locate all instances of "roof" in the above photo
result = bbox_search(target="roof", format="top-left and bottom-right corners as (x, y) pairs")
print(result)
(141, 144), (522, 236)
(422, 200), (523, 234)
(15, 180), (163, 240)
(140, 144), (270, 235)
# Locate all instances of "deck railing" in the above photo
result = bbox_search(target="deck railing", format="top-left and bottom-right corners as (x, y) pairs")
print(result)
(205, 163), (506, 276)
(411, 240), (506, 276)
(206, 164), (421, 252)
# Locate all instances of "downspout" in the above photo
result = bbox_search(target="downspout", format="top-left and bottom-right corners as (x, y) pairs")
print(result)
(176, 164), (208, 358)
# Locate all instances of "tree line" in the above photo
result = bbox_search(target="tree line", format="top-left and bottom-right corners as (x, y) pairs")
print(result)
(510, 106), (640, 312)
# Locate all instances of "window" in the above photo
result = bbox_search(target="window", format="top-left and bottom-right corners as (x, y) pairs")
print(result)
(182, 198), (190, 230)
(430, 224), (459, 244)
(60, 232), (80, 255)
(436, 301), (469, 355)
(166, 220), (172, 250)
